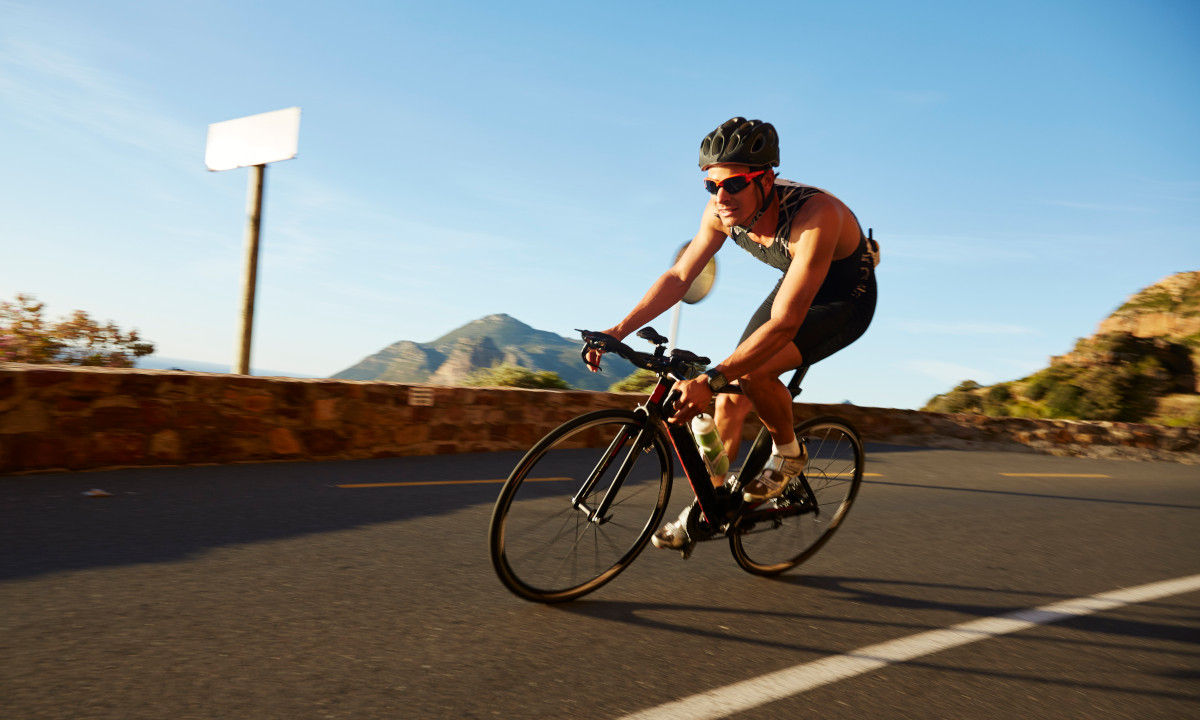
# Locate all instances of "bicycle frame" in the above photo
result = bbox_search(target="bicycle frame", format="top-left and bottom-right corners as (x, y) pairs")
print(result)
(627, 365), (816, 537)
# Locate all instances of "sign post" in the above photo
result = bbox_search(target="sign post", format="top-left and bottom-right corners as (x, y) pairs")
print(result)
(667, 242), (717, 352)
(237, 163), (267, 376)
(205, 107), (301, 374)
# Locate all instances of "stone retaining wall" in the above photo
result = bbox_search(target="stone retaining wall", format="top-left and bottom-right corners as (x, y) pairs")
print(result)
(1, 363), (1197, 475)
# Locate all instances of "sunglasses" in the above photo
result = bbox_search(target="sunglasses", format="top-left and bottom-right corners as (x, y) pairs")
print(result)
(703, 170), (766, 195)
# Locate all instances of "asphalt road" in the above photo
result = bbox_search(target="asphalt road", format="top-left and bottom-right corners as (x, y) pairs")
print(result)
(2, 444), (1198, 719)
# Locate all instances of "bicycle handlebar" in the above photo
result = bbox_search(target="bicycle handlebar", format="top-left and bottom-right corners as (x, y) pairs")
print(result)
(577, 329), (710, 380)
(578, 328), (809, 399)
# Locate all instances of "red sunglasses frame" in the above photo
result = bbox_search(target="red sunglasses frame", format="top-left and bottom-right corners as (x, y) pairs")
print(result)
(703, 170), (767, 195)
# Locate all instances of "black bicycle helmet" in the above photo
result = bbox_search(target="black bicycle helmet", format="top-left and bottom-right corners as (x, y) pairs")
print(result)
(698, 117), (779, 169)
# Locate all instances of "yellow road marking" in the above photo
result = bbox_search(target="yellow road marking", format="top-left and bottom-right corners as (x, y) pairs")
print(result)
(341, 473), (885, 489)
(999, 473), (1111, 478)
(337, 477), (571, 489)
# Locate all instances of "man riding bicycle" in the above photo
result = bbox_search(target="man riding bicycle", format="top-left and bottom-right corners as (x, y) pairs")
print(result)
(585, 116), (879, 551)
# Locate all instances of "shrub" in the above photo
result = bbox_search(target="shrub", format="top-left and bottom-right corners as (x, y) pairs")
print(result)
(0, 293), (154, 367)
(946, 391), (983, 413)
(981, 383), (1013, 416)
(1044, 382), (1083, 418)
(610, 369), (659, 393)
(924, 389), (982, 414)
(462, 365), (570, 389)
(987, 383), (1012, 402)
(1023, 370), (1054, 402)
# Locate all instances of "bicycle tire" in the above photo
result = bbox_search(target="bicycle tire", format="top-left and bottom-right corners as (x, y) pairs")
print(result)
(729, 416), (863, 576)
(489, 409), (672, 603)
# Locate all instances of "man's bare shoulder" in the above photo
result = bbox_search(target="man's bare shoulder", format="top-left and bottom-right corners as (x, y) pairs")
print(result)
(790, 191), (847, 231)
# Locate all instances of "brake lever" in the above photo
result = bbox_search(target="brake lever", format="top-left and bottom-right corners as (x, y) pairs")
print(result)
(580, 344), (602, 371)
(577, 329), (608, 370)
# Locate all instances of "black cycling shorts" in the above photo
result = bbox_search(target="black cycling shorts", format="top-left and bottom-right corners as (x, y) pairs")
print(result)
(738, 278), (877, 366)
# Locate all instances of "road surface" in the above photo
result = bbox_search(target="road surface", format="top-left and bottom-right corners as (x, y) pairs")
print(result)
(2, 444), (1197, 719)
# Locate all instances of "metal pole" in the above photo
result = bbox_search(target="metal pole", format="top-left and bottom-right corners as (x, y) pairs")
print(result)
(667, 302), (681, 353)
(235, 164), (266, 375)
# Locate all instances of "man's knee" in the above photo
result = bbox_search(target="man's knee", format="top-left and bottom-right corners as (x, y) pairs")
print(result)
(740, 346), (804, 393)
(739, 368), (783, 394)
(716, 392), (752, 419)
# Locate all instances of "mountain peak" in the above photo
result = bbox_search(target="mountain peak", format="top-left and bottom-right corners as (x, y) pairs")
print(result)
(429, 314), (563, 351)
(480, 312), (521, 324)
(331, 314), (635, 390)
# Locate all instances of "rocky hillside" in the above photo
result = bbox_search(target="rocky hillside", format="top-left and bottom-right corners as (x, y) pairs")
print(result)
(1096, 271), (1200, 345)
(331, 314), (638, 390)
(924, 271), (1200, 425)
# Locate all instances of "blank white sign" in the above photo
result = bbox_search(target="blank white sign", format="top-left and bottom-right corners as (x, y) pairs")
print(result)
(205, 107), (301, 171)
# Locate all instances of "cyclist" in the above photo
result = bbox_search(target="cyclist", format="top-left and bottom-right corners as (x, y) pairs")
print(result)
(585, 116), (878, 550)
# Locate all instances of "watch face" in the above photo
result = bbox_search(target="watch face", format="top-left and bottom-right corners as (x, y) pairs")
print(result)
(705, 370), (727, 390)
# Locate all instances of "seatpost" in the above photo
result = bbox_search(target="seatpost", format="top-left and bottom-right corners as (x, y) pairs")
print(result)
(786, 365), (809, 399)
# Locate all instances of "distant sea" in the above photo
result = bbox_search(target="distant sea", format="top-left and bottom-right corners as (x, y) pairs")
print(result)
(137, 356), (318, 378)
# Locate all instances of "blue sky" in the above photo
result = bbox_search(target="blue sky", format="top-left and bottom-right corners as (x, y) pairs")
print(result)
(2, 0), (1197, 408)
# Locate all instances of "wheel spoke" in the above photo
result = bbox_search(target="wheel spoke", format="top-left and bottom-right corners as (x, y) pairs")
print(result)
(489, 410), (671, 602)
(731, 418), (863, 576)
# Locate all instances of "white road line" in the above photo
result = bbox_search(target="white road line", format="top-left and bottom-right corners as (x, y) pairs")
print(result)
(999, 473), (1111, 478)
(616, 573), (1200, 720)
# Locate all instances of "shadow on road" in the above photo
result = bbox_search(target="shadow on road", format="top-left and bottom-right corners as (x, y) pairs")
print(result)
(0, 452), (522, 581)
(555, 573), (1200, 701)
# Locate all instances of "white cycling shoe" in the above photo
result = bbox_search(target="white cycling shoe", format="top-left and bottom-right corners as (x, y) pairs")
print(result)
(652, 477), (737, 552)
(742, 451), (807, 503)
(651, 504), (694, 550)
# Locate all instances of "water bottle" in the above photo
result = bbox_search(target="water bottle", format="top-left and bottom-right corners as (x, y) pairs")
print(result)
(691, 413), (729, 478)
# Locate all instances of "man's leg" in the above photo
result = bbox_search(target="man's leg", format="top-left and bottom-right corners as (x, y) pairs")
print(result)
(738, 341), (804, 451)
(711, 342), (805, 487)
(714, 393), (752, 466)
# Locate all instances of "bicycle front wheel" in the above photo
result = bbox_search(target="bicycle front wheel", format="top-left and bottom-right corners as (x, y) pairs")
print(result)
(729, 416), (863, 576)
(489, 409), (672, 603)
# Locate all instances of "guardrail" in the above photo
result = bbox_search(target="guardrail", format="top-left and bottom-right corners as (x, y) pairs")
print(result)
(1, 363), (1197, 475)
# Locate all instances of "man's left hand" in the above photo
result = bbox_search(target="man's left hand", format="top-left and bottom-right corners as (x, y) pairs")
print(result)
(669, 376), (714, 425)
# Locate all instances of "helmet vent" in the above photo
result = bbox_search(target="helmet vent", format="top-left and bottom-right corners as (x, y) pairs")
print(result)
(699, 116), (779, 169)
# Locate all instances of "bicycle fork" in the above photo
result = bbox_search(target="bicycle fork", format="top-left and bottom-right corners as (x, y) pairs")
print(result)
(570, 412), (652, 524)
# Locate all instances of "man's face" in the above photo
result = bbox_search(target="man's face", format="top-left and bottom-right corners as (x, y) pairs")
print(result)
(705, 164), (769, 228)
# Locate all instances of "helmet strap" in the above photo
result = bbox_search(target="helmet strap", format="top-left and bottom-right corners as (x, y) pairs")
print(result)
(732, 176), (776, 237)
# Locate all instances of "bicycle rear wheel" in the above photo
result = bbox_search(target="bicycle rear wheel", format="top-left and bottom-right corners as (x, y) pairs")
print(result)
(489, 409), (672, 603)
(729, 416), (863, 576)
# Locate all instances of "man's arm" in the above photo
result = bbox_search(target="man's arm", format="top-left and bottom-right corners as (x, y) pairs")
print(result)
(603, 202), (727, 340)
(585, 201), (726, 372)
(709, 195), (843, 380)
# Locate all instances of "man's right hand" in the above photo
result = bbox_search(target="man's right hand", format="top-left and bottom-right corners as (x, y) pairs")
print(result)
(584, 346), (604, 372)
(584, 328), (623, 372)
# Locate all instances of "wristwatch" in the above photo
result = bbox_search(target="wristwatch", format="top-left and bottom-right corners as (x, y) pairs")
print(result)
(703, 368), (729, 392)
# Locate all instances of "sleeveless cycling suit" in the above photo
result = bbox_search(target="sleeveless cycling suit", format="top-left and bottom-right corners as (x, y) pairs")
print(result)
(728, 179), (878, 365)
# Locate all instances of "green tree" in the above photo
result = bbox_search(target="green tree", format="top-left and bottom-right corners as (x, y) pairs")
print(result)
(609, 369), (659, 393)
(923, 379), (984, 414)
(982, 383), (1013, 416)
(0, 293), (154, 367)
(1044, 382), (1084, 418)
(1024, 366), (1071, 402)
(462, 364), (570, 389)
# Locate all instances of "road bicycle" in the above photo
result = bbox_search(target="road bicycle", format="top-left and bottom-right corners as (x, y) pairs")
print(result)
(488, 328), (864, 603)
